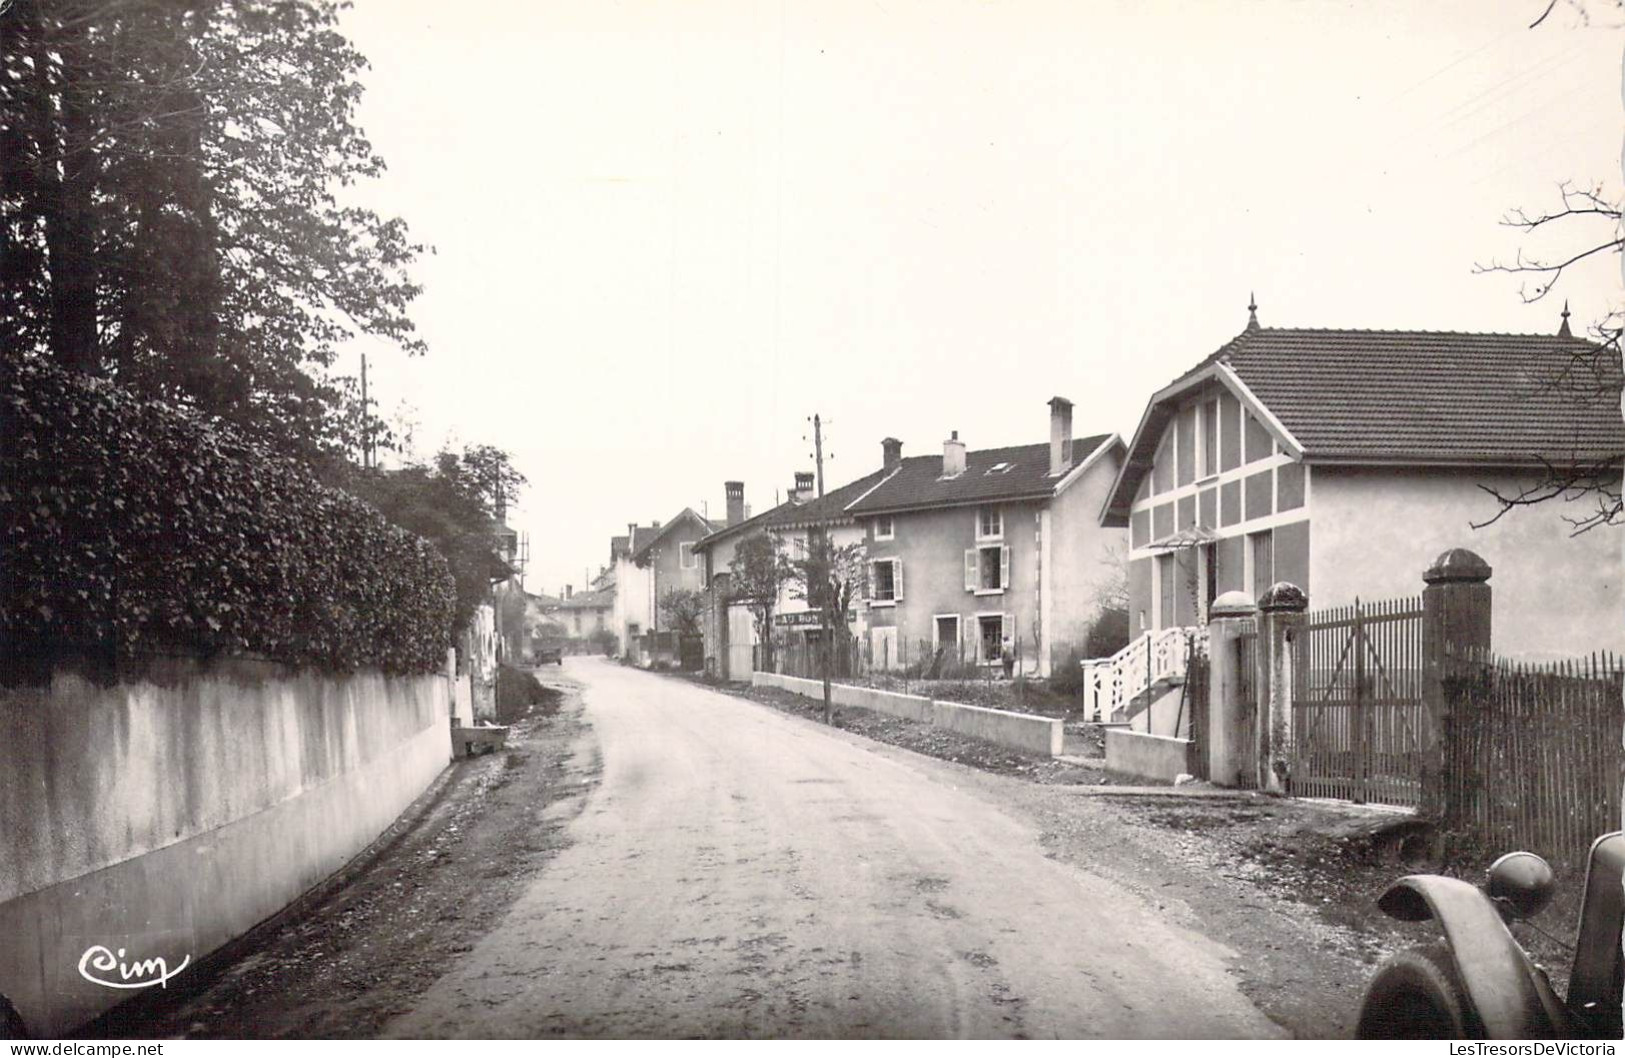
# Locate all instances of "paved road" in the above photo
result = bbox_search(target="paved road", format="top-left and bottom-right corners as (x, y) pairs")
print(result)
(385, 659), (1282, 1039)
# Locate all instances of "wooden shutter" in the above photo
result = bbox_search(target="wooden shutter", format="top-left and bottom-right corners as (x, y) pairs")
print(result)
(964, 549), (978, 591)
(1000, 545), (1011, 589)
(893, 559), (903, 602)
(1001, 612), (1013, 644)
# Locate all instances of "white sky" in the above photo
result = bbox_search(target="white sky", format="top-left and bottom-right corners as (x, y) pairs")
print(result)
(334, 0), (1623, 598)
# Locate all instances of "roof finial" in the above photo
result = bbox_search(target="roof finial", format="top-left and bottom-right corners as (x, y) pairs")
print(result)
(1558, 300), (1572, 337)
(1246, 292), (1259, 331)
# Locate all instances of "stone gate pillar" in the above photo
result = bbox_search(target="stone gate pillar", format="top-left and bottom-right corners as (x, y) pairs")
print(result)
(1207, 590), (1257, 787)
(1256, 582), (1308, 795)
(1420, 547), (1493, 819)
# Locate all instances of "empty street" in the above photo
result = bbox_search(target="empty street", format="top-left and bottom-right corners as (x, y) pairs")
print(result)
(382, 659), (1281, 1039)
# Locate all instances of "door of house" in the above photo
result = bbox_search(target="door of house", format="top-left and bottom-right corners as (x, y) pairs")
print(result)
(1156, 554), (1175, 629)
(1202, 543), (1218, 620)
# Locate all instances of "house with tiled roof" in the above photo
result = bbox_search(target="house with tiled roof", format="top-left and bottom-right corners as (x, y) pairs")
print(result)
(689, 482), (791, 680)
(555, 586), (613, 640)
(842, 398), (1126, 677)
(609, 509), (719, 661)
(1102, 301), (1625, 657)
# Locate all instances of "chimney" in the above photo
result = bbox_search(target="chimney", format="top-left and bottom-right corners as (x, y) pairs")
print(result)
(1048, 396), (1074, 476)
(942, 430), (966, 477)
(565, 584), (573, 599)
(725, 480), (745, 526)
(882, 437), (903, 470)
(793, 471), (816, 503)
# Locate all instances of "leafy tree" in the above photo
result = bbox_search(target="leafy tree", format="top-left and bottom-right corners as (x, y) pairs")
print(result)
(789, 533), (869, 722)
(2, 0), (424, 460)
(659, 586), (706, 637)
(331, 444), (522, 635)
(725, 532), (791, 670)
(456, 444), (528, 522)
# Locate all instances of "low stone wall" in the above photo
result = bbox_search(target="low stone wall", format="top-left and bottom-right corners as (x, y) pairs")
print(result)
(0, 655), (452, 1037)
(1105, 727), (1196, 783)
(749, 672), (1056, 753)
(929, 699), (1064, 757)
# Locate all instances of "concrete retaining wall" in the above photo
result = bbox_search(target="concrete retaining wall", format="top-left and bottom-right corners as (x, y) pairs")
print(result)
(752, 671), (934, 724)
(1105, 727), (1196, 783)
(930, 699), (1064, 757)
(0, 655), (452, 1037)
(749, 672), (1059, 754)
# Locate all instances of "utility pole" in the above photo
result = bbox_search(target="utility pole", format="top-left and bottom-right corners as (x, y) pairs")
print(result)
(359, 352), (372, 469)
(812, 413), (825, 497)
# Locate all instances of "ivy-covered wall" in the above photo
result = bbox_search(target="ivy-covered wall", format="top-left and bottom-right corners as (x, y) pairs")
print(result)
(1, 357), (455, 677)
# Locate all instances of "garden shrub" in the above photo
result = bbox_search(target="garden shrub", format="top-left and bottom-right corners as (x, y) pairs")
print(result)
(1, 356), (455, 677)
(1048, 645), (1090, 697)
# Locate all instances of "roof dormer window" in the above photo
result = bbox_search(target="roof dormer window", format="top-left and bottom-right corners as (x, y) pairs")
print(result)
(985, 462), (1013, 475)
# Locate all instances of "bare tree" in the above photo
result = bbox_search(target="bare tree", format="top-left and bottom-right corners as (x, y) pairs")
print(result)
(790, 534), (869, 723)
(725, 533), (791, 671)
(1468, 2), (1624, 534)
(1472, 177), (1624, 534)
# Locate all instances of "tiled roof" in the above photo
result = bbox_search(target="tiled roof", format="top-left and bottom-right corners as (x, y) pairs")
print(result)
(764, 468), (897, 528)
(1101, 323), (1624, 526)
(1222, 327), (1623, 464)
(692, 499), (795, 552)
(558, 589), (613, 610)
(845, 436), (1116, 516)
(630, 509), (718, 562)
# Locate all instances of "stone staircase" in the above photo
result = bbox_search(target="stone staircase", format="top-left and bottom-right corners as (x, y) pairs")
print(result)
(1078, 626), (1205, 726)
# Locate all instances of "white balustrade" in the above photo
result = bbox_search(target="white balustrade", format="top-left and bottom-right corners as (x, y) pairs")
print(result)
(1077, 626), (1206, 722)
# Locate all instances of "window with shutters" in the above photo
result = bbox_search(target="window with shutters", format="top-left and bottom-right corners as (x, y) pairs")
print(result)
(976, 506), (1002, 540)
(678, 542), (696, 569)
(871, 558), (901, 604)
(965, 544), (1010, 594)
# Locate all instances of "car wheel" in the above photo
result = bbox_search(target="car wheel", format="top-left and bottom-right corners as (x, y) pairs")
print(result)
(1356, 942), (1484, 1039)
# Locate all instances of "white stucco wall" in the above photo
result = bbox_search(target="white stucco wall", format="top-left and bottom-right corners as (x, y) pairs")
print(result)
(1045, 448), (1128, 667)
(1311, 465), (1623, 658)
(0, 656), (451, 1036)
(611, 555), (653, 651)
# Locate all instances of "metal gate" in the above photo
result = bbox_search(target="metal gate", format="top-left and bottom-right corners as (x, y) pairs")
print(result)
(1293, 596), (1425, 807)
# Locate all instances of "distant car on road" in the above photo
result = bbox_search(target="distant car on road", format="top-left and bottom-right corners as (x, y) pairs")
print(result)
(1355, 832), (1622, 1040)
(533, 637), (564, 666)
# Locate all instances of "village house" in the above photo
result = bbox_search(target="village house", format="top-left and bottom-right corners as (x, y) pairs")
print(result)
(760, 467), (896, 669)
(690, 482), (789, 680)
(554, 585), (613, 641)
(1101, 302), (1625, 658)
(843, 398), (1127, 677)
(609, 509), (717, 661)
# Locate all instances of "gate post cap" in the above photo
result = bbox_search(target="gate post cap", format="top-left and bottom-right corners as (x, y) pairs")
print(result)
(1424, 548), (1492, 585)
(1258, 582), (1308, 613)
(1210, 590), (1257, 617)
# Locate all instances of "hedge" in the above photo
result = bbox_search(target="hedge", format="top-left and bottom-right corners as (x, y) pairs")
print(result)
(1, 356), (456, 676)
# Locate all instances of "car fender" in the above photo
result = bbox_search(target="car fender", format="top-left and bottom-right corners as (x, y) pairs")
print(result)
(1377, 875), (1568, 1038)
